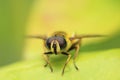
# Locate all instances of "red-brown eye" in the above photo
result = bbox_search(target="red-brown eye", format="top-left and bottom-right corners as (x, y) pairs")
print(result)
(46, 36), (67, 49)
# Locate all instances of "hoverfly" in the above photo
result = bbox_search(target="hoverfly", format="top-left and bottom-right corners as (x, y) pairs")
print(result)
(27, 31), (106, 75)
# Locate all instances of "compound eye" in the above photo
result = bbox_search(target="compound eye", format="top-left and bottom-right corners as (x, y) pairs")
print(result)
(46, 36), (67, 49)
(56, 36), (67, 49)
(46, 37), (54, 49)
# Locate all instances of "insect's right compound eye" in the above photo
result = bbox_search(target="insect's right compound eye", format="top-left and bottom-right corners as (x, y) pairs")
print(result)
(46, 37), (54, 49)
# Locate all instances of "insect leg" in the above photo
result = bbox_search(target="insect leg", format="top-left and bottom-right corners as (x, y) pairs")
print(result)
(43, 52), (53, 72)
(61, 52), (71, 76)
(44, 55), (49, 67)
(73, 45), (80, 70)
(68, 39), (81, 70)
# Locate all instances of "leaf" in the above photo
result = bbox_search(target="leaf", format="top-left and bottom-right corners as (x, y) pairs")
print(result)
(0, 49), (120, 80)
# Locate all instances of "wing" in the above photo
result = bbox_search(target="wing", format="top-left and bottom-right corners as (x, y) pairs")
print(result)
(69, 34), (107, 40)
(26, 35), (47, 40)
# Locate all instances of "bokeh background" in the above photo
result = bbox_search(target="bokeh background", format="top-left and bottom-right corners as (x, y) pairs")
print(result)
(0, 0), (33, 66)
(0, 0), (120, 80)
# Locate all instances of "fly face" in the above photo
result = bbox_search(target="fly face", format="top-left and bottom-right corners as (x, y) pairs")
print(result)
(46, 36), (67, 54)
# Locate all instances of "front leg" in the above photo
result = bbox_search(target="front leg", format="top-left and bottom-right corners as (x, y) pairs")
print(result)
(43, 52), (53, 72)
(61, 52), (71, 76)
(44, 55), (49, 67)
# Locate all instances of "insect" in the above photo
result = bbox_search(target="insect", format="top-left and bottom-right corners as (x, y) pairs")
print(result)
(27, 31), (106, 75)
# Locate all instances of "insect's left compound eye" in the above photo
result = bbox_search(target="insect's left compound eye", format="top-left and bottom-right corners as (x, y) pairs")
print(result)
(46, 36), (67, 49)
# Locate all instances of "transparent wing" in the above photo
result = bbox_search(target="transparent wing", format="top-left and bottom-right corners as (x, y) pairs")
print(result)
(26, 35), (47, 40)
(70, 34), (107, 40)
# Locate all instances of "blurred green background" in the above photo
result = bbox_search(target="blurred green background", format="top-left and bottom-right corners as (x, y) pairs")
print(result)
(0, 0), (33, 66)
(0, 0), (120, 80)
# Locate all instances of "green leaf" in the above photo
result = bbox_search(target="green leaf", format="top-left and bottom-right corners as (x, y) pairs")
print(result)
(0, 49), (120, 80)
